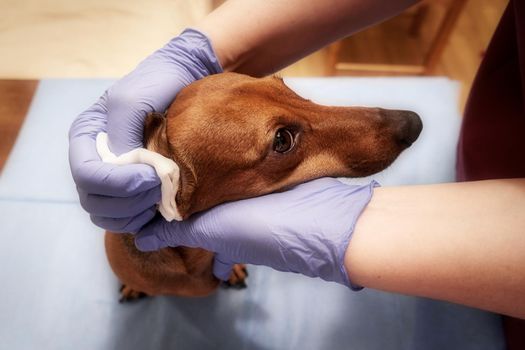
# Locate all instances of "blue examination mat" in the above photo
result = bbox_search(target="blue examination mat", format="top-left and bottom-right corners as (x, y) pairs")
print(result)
(0, 78), (505, 349)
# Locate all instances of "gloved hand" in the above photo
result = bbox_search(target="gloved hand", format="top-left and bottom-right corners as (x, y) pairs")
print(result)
(136, 178), (378, 289)
(68, 29), (222, 232)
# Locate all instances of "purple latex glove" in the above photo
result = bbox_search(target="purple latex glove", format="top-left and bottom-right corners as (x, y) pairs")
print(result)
(136, 178), (378, 289)
(68, 29), (222, 232)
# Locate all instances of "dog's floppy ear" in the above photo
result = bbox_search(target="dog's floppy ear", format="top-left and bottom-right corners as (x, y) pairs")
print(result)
(144, 112), (171, 158)
(141, 112), (183, 221)
(143, 111), (198, 220)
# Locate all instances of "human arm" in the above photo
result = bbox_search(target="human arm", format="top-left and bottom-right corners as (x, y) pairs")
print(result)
(196, 0), (421, 76)
(346, 178), (525, 319)
(136, 178), (525, 319)
(195, 0), (418, 76)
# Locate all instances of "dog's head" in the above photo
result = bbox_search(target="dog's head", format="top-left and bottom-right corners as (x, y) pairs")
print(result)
(144, 72), (422, 218)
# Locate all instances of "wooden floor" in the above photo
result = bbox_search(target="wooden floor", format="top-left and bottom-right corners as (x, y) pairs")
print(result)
(0, 80), (38, 172)
(0, 0), (508, 171)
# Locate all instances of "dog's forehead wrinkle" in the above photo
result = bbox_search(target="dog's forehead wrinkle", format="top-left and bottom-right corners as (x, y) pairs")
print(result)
(226, 78), (304, 105)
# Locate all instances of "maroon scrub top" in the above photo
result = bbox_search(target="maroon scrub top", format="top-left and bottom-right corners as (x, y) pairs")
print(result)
(456, 2), (525, 347)
(457, 0), (525, 181)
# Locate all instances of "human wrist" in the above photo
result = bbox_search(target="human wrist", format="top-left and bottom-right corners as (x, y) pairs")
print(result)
(274, 179), (378, 289)
(191, 24), (242, 73)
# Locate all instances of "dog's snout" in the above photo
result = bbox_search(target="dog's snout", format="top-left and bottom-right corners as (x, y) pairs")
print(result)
(398, 111), (423, 147)
(382, 110), (422, 147)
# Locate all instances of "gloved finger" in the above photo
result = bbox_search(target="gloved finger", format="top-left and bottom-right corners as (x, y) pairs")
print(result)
(70, 136), (160, 196)
(78, 185), (161, 218)
(106, 78), (185, 155)
(90, 206), (157, 233)
(213, 254), (235, 281)
(136, 214), (215, 251)
(134, 216), (186, 251)
(134, 227), (170, 252)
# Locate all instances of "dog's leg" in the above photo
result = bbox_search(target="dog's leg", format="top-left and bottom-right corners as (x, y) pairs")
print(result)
(223, 264), (248, 289)
(105, 231), (249, 299)
(119, 284), (147, 303)
(105, 232), (245, 299)
(116, 264), (249, 300)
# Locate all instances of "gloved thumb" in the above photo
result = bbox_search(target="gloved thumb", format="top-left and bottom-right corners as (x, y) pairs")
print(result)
(135, 218), (171, 251)
(213, 253), (235, 281)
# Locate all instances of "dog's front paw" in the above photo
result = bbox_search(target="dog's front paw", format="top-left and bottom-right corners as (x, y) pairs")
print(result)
(222, 264), (248, 289)
(119, 284), (148, 303)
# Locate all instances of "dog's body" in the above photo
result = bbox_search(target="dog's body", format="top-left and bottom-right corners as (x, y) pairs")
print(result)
(105, 72), (422, 300)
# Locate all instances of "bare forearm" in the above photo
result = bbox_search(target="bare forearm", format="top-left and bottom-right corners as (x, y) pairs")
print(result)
(346, 179), (525, 318)
(195, 0), (420, 76)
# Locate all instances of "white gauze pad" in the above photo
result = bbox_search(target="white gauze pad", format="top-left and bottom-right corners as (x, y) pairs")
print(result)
(96, 132), (183, 221)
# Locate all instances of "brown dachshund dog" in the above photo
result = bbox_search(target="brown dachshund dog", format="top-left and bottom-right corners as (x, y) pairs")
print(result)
(105, 72), (422, 301)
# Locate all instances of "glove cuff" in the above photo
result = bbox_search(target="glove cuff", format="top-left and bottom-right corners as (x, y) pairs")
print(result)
(338, 180), (380, 291)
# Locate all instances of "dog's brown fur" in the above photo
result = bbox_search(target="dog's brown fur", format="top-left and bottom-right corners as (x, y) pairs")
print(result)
(105, 72), (422, 299)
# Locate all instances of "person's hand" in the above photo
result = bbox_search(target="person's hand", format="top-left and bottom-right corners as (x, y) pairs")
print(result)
(135, 178), (378, 288)
(68, 29), (222, 232)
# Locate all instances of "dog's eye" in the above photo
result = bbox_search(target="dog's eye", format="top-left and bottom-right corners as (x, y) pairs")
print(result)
(273, 128), (295, 154)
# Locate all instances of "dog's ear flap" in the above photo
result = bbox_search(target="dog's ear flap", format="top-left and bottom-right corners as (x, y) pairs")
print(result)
(144, 112), (171, 157)
(143, 112), (198, 220)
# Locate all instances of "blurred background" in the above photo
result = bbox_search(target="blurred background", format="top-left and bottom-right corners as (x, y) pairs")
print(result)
(0, 0), (507, 171)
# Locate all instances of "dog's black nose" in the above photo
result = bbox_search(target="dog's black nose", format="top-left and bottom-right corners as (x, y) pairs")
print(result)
(397, 111), (423, 147)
